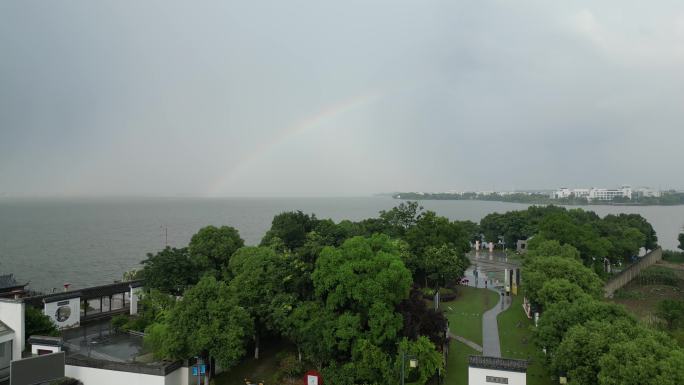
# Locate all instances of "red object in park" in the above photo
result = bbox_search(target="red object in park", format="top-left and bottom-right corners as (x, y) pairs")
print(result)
(303, 370), (323, 385)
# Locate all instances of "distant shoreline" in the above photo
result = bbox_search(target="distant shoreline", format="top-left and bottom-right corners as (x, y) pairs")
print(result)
(392, 192), (684, 206)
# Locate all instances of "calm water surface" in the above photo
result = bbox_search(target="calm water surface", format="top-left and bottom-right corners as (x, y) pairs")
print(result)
(0, 197), (682, 291)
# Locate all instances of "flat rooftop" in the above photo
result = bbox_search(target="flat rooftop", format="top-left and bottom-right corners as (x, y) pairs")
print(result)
(62, 319), (155, 364)
(469, 355), (528, 373)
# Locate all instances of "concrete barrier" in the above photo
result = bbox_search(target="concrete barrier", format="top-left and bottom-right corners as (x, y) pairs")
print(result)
(604, 248), (662, 298)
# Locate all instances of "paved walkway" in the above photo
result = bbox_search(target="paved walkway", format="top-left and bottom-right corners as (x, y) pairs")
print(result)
(482, 285), (511, 357)
(449, 332), (483, 353)
(464, 268), (512, 358)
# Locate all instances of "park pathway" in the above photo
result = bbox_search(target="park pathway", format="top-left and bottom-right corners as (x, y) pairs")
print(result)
(448, 332), (483, 353)
(482, 284), (510, 357)
(464, 268), (512, 357)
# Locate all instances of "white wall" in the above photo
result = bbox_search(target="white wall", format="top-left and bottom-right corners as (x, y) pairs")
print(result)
(66, 365), (166, 385)
(65, 364), (189, 385)
(468, 367), (526, 385)
(44, 297), (80, 329)
(0, 299), (25, 360)
(130, 286), (143, 315)
(164, 366), (189, 385)
(31, 343), (60, 355)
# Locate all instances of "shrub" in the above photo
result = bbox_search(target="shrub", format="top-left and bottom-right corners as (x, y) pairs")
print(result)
(663, 250), (684, 263)
(637, 267), (680, 286)
(272, 353), (304, 383)
(111, 315), (129, 330)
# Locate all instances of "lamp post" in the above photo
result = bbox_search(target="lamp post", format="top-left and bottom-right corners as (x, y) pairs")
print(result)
(400, 351), (418, 385)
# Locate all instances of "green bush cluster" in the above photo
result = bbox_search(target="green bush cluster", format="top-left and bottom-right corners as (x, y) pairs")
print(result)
(636, 266), (681, 286)
(528, 246), (684, 385)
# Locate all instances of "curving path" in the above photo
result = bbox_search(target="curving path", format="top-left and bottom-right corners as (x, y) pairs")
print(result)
(482, 284), (510, 357)
(464, 268), (511, 357)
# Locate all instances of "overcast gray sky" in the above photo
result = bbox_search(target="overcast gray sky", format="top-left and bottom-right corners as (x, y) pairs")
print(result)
(1, 1), (683, 197)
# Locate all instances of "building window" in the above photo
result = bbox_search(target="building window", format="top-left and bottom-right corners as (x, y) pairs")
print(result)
(486, 376), (509, 384)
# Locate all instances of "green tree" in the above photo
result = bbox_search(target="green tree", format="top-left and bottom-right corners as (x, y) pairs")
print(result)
(25, 306), (59, 339)
(188, 225), (244, 275)
(397, 288), (448, 348)
(140, 247), (197, 296)
(394, 337), (444, 385)
(378, 201), (423, 237)
(536, 278), (591, 310)
(145, 276), (253, 376)
(260, 211), (317, 251)
(421, 245), (469, 289)
(523, 256), (603, 307)
(404, 211), (471, 257)
(597, 332), (684, 385)
(535, 298), (634, 354)
(313, 235), (412, 312)
(311, 235), (412, 364)
(603, 214), (658, 251)
(656, 299), (684, 330)
(526, 239), (581, 261)
(227, 246), (295, 359)
(679, 231), (684, 251)
(552, 319), (642, 385)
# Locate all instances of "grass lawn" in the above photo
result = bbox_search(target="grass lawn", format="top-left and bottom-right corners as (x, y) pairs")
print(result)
(497, 295), (555, 385)
(444, 340), (479, 385)
(440, 286), (499, 345)
(214, 341), (292, 385)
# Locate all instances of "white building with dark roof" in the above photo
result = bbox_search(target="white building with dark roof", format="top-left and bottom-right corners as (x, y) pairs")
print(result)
(469, 355), (528, 385)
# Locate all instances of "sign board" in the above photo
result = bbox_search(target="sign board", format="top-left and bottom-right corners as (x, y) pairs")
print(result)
(304, 370), (322, 385)
(10, 352), (65, 385)
(192, 364), (207, 376)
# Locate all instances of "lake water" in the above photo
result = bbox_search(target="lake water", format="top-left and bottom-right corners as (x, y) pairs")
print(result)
(0, 196), (682, 292)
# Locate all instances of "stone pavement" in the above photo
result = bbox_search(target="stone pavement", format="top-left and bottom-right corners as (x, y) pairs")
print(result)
(482, 285), (511, 357)
(449, 332), (483, 353)
(464, 268), (512, 358)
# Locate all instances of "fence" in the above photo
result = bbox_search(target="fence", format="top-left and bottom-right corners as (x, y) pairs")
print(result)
(604, 248), (662, 298)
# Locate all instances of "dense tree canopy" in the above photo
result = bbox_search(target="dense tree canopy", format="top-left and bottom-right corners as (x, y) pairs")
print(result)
(523, 256), (603, 308)
(188, 225), (244, 275)
(397, 288), (448, 348)
(535, 298), (634, 354)
(260, 211), (318, 251)
(313, 234), (412, 312)
(481, 206), (656, 264)
(597, 332), (684, 385)
(141, 247), (197, 296)
(526, 239), (581, 261)
(145, 276), (253, 373)
(227, 246), (297, 359)
(552, 319), (641, 385)
(137, 202), (670, 385)
(378, 201), (424, 238)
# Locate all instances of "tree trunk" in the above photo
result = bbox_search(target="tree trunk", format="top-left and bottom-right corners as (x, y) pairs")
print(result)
(298, 346), (302, 362)
(254, 332), (260, 360)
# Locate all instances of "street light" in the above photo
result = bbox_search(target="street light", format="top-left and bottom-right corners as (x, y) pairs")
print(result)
(400, 351), (418, 385)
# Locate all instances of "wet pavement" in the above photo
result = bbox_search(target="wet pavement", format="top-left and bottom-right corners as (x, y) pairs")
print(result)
(62, 319), (146, 363)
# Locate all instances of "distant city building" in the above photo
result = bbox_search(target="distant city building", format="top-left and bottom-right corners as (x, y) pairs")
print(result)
(553, 186), (636, 201)
(633, 187), (662, 198)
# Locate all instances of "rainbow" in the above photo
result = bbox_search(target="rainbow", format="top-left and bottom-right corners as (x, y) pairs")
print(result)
(207, 90), (382, 195)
